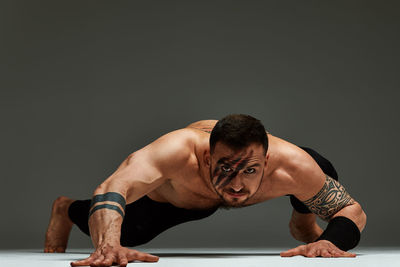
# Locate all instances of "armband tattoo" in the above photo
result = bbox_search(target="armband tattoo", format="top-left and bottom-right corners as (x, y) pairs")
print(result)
(302, 175), (354, 220)
(89, 192), (126, 218)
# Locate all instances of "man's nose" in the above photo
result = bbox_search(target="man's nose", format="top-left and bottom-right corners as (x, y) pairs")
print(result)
(229, 176), (244, 192)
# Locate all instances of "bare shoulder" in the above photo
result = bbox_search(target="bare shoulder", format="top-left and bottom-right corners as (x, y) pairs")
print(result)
(272, 138), (325, 198)
(289, 152), (327, 201)
(271, 137), (314, 174)
(185, 119), (218, 128)
(142, 128), (199, 160)
(282, 144), (320, 177)
(121, 128), (198, 179)
(152, 128), (198, 146)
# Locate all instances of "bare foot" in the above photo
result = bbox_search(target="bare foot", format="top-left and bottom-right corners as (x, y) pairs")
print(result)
(44, 196), (75, 253)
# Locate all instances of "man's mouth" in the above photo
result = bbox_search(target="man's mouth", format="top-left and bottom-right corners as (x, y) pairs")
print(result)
(225, 191), (247, 198)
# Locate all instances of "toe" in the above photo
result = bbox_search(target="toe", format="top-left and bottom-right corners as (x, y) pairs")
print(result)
(56, 247), (66, 253)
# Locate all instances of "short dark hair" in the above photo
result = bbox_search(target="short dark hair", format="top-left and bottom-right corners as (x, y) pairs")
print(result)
(210, 114), (269, 154)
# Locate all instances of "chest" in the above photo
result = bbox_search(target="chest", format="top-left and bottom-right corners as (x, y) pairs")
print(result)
(149, 159), (222, 209)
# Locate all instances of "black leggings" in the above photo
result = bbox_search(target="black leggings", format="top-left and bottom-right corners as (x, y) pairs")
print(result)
(289, 146), (339, 213)
(68, 195), (218, 247)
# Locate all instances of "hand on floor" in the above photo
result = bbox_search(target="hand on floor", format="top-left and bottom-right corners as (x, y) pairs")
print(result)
(70, 244), (159, 267)
(280, 240), (356, 258)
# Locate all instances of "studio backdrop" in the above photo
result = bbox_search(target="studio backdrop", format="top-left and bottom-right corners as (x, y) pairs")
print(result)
(1, 0), (399, 249)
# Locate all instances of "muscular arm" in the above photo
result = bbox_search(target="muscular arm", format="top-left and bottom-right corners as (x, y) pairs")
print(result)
(289, 165), (366, 255)
(71, 129), (193, 266)
(284, 159), (367, 257)
(89, 129), (193, 248)
(289, 174), (366, 241)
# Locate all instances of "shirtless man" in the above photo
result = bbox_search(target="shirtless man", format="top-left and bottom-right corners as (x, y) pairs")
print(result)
(44, 114), (366, 267)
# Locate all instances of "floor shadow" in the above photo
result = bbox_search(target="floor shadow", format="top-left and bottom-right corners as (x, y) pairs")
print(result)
(28, 250), (281, 258)
(152, 252), (281, 258)
(28, 250), (91, 254)
(61, 253), (280, 262)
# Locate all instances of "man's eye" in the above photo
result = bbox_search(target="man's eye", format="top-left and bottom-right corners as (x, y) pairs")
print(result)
(221, 166), (232, 172)
(244, 168), (255, 174)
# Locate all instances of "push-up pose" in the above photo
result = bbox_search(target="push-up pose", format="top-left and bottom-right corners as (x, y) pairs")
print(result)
(44, 114), (366, 266)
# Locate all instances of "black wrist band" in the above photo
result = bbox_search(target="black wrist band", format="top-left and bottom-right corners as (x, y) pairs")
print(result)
(316, 216), (361, 251)
(90, 192), (126, 211)
(89, 204), (125, 218)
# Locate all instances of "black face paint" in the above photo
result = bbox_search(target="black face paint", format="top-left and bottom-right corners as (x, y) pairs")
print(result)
(216, 157), (241, 166)
(219, 158), (249, 188)
(213, 156), (242, 186)
(214, 171), (227, 187)
(212, 156), (250, 188)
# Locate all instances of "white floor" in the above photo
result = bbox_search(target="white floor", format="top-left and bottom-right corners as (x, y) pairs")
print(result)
(1, 248), (399, 267)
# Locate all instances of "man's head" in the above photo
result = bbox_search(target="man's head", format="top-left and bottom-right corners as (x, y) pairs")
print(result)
(208, 114), (269, 208)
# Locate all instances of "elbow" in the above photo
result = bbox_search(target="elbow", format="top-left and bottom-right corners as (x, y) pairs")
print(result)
(334, 200), (367, 232)
(93, 182), (109, 195)
(359, 205), (367, 232)
(93, 185), (104, 195)
(350, 201), (367, 232)
(92, 182), (127, 197)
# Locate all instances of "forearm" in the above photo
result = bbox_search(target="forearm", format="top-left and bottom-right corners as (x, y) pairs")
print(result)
(88, 184), (128, 248)
(89, 209), (123, 247)
(289, 210), (323, 243)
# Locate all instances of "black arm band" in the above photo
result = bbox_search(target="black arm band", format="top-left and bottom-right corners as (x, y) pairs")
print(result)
(90, 192), (126, 211)
(316, 216), (361, 251)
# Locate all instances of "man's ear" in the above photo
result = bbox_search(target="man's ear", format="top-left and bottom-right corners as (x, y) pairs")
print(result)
(204, 149), (210, 167)
(264, 153), (269, 168)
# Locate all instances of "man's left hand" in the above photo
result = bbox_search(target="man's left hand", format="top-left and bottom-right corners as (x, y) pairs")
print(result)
(280, 240), (357, 258)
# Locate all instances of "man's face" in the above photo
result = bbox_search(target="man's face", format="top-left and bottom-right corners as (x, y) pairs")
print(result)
(209, 142), (267, 208)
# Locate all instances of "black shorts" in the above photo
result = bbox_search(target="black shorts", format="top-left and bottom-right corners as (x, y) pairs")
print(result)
(68, 195), (218, 247)
(289, 146), (339, 213)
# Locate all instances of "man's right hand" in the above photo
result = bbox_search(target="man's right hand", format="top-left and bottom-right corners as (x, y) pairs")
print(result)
(70, 244), (159, 267)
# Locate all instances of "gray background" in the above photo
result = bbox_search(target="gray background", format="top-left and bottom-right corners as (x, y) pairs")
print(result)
(1, 1), (399, 249)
